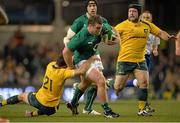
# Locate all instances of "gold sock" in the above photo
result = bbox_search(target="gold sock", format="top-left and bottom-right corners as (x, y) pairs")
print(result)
(1, 100), (7, 106)
(32, 110), (38, 117)
(138, 101), (145, 111)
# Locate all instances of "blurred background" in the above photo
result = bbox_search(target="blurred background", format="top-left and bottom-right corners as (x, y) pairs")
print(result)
(0, 0), (179, 102)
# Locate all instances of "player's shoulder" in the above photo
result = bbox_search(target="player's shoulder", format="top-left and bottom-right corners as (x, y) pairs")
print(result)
(74, 14), (87, 22)
(115, 19), (128, 28)
(140, 19), (153, 28)
(100, 16), (108, 23)
(47, 61), (56, 68)
(73, 26), (88, 40)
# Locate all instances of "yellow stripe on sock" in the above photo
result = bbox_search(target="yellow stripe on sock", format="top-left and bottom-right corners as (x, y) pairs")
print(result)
(138, 101), (145, 110)
(32, 110), (38, 117)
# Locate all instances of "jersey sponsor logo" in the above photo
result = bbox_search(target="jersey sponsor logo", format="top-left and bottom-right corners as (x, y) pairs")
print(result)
(88, 41), (93, 44)
(144, 29), (148, 34)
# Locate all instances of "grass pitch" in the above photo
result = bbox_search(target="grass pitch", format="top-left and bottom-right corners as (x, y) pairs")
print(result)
(0, 100), (180, 122)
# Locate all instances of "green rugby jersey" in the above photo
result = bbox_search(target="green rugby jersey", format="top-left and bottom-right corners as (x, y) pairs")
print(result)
(70, 14), (112, 58)
(67, 27), (101, 64)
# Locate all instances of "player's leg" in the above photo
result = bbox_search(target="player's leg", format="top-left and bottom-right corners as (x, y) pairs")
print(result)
(83, 84), (101, 115)
(67, 76), (91, 115)
(144, 54), (155, 113)
(106, 61), (130, 95)
(26, 92), (57, 117)
(83, 58), (104, 115)
(68, 58), (101, 115)
(126, 79), (138, 87)
(134, 68), (152, 116)
(87, 68), (119, 118)
(0, 92), (29, 106)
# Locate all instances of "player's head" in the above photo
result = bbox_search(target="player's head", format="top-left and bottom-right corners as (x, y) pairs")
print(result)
(128, 3), (142, 22)
(88, 15), (103, 36)
(85, 0), (98, 17)
(56, 55), (67, 67)
(141, 10), (152, 22)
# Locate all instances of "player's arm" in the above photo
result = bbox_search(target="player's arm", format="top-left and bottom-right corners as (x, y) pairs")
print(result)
(0, 6), (9, 24)
(110, 27), (120, 44)
(152, 45), (158, 56)
(63, 33), (82, 69)
(152, 36), (160, 56)
(63, 28), (76, 47)
(158, 30), (176, 41)
(175, 30), (180, 56)
(74, 56), (99, 75)
(63, 18), (84, 47)
(62, 47), (74, 69)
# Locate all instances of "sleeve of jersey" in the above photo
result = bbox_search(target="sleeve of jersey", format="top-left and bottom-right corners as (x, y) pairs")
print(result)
(102, 23), (112, 34)
(71, 18), (84, 34)
(64, 69), (74, 79)
(67, 34), (82, 52)
(149, 22), (161, 36)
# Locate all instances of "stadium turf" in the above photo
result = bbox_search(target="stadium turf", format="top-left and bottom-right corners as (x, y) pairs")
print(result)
(0, 100), (180, 122)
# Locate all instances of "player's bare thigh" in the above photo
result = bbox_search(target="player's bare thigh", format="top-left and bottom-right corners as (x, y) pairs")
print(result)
(134, 69), (149, 88)
(18, 92), (29, 104)
(86, 68), (106, 87)
(78, 75), (92, 91)
(114, 74), (129, 91)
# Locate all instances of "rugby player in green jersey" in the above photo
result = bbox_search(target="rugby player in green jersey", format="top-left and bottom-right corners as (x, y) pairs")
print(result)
(63, 0), (117, 116)
(63, 15), (119, 118)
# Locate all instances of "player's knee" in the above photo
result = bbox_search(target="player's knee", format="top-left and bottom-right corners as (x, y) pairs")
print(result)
(97, 77), (105, 88)
(139, 80), (148, 88)
(79, 82), (88, 91)
(18, 93), (26, 101)
(114, 84), (123, 92)
(114, 81), (124, 91)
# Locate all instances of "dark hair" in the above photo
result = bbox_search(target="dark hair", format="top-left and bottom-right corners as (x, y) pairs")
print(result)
(128, 3), (142, 15)
(56, 55), (66, 67)
(142, 10), (152, 15)
(88, 15), (102, 25)
(85, 0), (98, 8)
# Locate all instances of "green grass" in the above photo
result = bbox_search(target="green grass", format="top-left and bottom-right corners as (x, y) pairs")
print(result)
(0, 100), (180, 122)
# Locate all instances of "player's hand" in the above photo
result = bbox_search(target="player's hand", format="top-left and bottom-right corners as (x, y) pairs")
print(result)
(169, 35), (177, 41)
(67, 65), (74, 69)
(104, 40), (117, 45)
(89, 55), (101, 62)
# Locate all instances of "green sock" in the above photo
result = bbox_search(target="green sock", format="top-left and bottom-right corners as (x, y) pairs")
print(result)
(107, 78), (115, 89)
(84, 85), (97, 111)
(138, 88), (148, 110)
(7, 95), (20, 104)
(71, 86), (84, 106)
(101, 103), (111, 112)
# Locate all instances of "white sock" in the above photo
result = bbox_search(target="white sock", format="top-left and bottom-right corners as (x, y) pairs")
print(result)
(133, 79), (138, 87)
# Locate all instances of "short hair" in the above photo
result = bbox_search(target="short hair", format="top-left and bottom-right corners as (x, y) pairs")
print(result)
(88, 15), (102, 25)
(85, 0), (98, 8)
(128, 3), (142, 15)
(56, 55), (66, 67)
(142, 10), (152, 15)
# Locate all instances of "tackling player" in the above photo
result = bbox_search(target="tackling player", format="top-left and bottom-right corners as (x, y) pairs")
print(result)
(0, 55), (97, 117)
